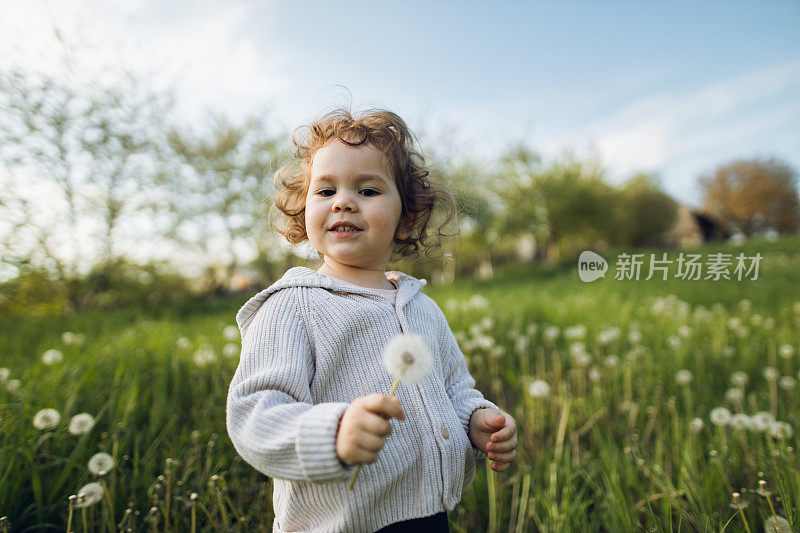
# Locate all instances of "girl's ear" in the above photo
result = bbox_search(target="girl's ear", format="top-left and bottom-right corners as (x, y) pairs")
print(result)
(396, 212), (419, 240)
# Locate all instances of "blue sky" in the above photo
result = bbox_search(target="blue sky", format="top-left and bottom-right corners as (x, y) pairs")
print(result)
(2, 0), (799, 209)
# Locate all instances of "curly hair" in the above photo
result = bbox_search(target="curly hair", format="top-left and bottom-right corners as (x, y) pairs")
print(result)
(271, 106), (458, 262)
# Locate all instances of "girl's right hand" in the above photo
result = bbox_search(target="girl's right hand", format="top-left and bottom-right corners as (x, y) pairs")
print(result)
(335, 393), (406, 466)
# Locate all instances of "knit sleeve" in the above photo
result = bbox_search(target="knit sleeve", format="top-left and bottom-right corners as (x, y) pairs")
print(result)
(440, 315), (500, 461)
(226, 289), (354, 482)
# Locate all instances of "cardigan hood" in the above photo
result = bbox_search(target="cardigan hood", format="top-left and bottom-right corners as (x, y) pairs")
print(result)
(236, 266), (427, 337)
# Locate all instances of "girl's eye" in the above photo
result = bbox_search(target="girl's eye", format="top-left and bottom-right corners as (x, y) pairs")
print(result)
(360, 189), (379, 197)
(316, 189), (379, 197)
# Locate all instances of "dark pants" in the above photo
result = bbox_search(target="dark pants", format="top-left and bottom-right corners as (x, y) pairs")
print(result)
(375, 512), (449, 532)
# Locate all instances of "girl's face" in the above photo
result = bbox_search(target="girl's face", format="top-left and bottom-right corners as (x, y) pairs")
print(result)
(304, 139), (406, 272)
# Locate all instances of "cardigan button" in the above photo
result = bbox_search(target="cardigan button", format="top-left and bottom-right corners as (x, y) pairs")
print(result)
(441, 426), (449, 439)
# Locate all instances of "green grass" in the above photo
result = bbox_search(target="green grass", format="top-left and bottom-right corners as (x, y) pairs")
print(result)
(1, 236), (799, 531)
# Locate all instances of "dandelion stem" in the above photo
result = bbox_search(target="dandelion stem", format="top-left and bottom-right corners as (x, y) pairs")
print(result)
(514, 473), (531, 533)
(349, 379), (400, 491)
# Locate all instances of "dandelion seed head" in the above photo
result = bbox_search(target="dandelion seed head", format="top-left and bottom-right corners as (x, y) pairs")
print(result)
(543, 325), (560, 342)
(677, 325), (692, 338)
(33, 408), (61, 430)
(528, 379), (550, 398)
(0, 368), (9, 381)
(41, 349), (63, 365)
(751, 412), (775, 432)
(564, 324), (587, 341)
(192, 347), (216, 366)
(764, 367), (780, 381)
(730, 413), (750, 431)
(779, 376), (796, 391)
(722, 346), (735, 358)
(68, 413), (95, 435)
(222, 343), (239, 358)
(176, 337), (191, 349)
(764, 515), (792, 533)
(88, 452), (115, 476)
(6, 379), (20, 392)
(675, 369), (692, 386)
(710, 407), (732, 426)
(730, 371), (748, 388)
(750, 314), (763, 326)
(628, 330), (642, 345)
(604, 355), (619, 368)
(689, 418), (704, 433)
(223, 325), (239, 341)
(725, 388), (744, 403)
(778, 344), (794, 359)
(75, 482), (104, 508)
(667, 335), (681, 349)
(770, 421), (793, 440)
(382, 334), (432, 384)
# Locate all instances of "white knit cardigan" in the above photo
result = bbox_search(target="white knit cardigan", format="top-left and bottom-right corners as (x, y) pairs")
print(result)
(226, 267), (499, 532)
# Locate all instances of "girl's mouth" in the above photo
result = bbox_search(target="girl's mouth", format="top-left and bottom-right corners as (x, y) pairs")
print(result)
(329, 228), (363, 237)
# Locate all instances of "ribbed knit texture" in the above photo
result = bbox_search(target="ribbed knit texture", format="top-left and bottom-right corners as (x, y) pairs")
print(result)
(226, 267), (499, 532)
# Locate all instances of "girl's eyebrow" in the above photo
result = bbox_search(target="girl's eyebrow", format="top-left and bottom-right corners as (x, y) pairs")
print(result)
(313, 174), (388, 185)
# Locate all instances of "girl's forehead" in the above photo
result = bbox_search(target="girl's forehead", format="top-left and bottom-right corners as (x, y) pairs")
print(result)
(310, 140), (392, 179)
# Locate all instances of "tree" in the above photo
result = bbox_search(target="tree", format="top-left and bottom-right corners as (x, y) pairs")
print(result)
(165, 112), (285, 293)
(0, 65), (173, 283)
(615, 173), (679, 247)
(699, 157), (800, 236)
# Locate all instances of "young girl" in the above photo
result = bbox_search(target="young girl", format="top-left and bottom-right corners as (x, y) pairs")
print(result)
(226, 107), (517, 532)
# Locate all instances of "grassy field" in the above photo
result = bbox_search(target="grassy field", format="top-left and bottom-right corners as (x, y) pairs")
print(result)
(1, 236), (799, 532)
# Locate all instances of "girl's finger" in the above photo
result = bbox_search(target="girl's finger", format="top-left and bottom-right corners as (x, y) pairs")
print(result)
(490, 426), (516, 442)
(487, 449), (516, 463)
(491, 461), (510, 472)
(487, 439), (516, 453)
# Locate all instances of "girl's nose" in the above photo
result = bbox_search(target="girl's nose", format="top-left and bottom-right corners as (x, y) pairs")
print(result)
(331, 191), (357, 212)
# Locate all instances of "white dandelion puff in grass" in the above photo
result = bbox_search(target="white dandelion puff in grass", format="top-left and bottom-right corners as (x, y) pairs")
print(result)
(75, 482), (104, 508)
(779, 376), (796, 390)
(382, 334), (432, 384)
(597, 327), (620, 345)
(750, 314), (763, 326)
(778, 344), (794, 359)
(564, 325), (587, 341)
(543, 326), (560, 342)
(6, 379), (20, 392)
(709, 407), (732, 426)
(730, 413), (750, 431)
(725, 388), (744, 403)
(627, 330), (642, 345)
(677, 325), (692, 338)
(88, 452), (115, 476)
(689, 418), (704, 433)
(721, 346), (735, 358)
(223, 343), (239, 358)
(675, 370), (693, 386)
(223, 325), (239, 341)
(68, 413), (95, 435)
(764, 515), (792, 533)
(588, 367), (601, 383)
(62, 332), (76, 344)
(33, 408), (61, 430)
(41, 349), (63, 365)
(480, 317), (494, 331)
(667, 335), (681, 349)
(763, 367), (780, 381)
(528, 379), (550, 398)
(604, 355), (619, 368)
(730, 371), (748, 388)
(176, 337), (191, 349)
(769, 421), (793, 440)
(0, 368), (9, 381)
(750, 412), (775, 432)
(192, 347), (216, 366)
